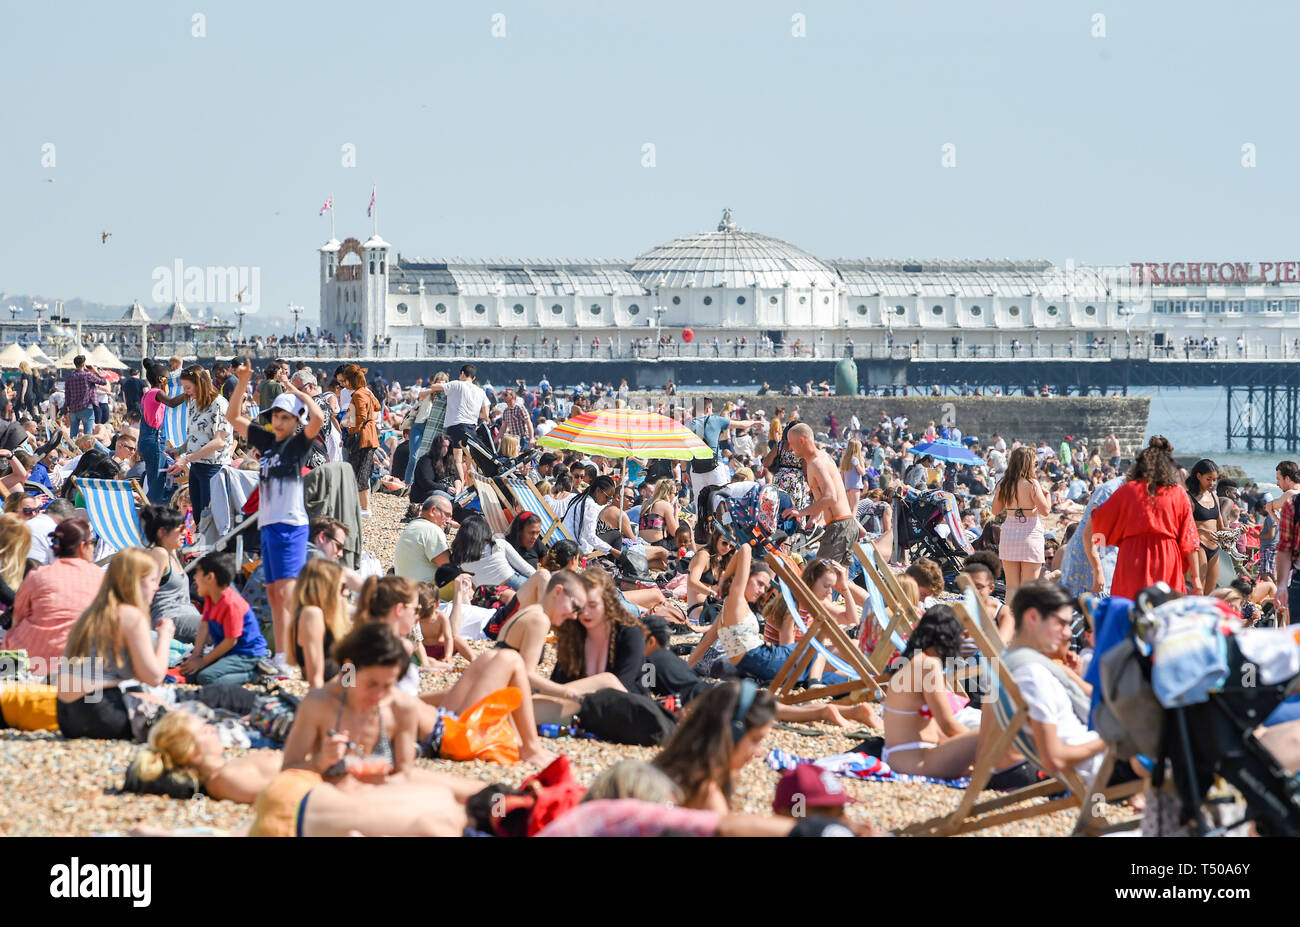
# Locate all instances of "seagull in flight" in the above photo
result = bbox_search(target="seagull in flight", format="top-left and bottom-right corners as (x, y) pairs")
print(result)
(101, 231), (112, 244)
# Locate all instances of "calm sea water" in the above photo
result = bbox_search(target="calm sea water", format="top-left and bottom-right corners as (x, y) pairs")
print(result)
(1130, 387), (1284, 484)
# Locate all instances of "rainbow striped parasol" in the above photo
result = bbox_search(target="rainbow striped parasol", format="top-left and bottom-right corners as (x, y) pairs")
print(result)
(538, 408), (714, 460)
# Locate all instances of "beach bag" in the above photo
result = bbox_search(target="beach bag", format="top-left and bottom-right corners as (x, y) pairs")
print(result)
(250, 690), (301, 745)
(576, 689), (677, 746)
(439, 687), (521, 765)
(1095, 635), (1164, 762)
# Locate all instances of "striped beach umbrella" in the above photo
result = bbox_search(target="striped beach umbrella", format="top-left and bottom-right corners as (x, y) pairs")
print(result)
(538, 408), (714, 460)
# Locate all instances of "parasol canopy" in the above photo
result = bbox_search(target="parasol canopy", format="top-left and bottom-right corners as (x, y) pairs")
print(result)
(88, 343), (128, 369)
(539, 407), (713, 460)
(25, 343), (55, 367)
(910, 438), (982, 465)
(0, 343), (31, 368)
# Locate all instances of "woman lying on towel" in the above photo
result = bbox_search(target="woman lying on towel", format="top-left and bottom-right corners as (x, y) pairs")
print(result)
(126, 710), (283, 803)
(881, 605), (980, 779)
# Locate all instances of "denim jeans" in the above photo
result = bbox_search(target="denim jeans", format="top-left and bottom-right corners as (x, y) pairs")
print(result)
(189, 462), (222, 522)
(69, 407), (94, 438)
(139, 434), (168, 504)
(194, 652), (262, 686)
(405, 421), (427, 484)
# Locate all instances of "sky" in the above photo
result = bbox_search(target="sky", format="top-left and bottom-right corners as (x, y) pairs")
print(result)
(3, 0), (1298, 327)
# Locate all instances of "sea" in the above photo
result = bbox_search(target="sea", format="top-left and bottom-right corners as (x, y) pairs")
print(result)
(1130, 386), (1282, 484)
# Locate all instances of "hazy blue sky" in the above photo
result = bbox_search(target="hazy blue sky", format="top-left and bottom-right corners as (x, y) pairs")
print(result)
(4, 0), (1297, 326)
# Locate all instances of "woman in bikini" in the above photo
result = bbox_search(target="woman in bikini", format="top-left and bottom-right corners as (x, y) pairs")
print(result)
(127, 710), (283, 804)
(287, 558), (352, 689)
(992, 446), (1051, 599)
(881, 605), (979, 778)
(636, 479), (680, 547)
(686, 529), (735, 618)
(1185, 458), (1223, 594)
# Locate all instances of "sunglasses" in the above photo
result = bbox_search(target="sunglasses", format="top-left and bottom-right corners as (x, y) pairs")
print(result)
(19, 506), (41, 517)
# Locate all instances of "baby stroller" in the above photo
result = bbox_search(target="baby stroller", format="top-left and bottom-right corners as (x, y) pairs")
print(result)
(895, 487), (972, 590)
(456, 423), (537, 522)
(1096, 587), (1300, 836)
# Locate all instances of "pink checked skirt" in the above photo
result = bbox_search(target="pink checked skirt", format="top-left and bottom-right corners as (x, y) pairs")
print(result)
(999, 512), (1045, 564)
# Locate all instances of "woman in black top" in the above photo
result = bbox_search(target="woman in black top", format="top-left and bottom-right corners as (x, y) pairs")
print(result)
(505, 511), (548, 569)
(1185, 458), (1223, 596)
(550, 568), (646, 696)
(410, 435), (458, 506)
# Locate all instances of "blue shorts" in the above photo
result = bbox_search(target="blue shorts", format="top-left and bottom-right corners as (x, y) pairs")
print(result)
(261, 523), (309, 583)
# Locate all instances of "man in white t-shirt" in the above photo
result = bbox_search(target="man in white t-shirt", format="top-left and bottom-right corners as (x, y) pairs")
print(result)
(22, 499), (73, 565)
(429, 363), (489, 486)
(1004, 581), (1108, 785)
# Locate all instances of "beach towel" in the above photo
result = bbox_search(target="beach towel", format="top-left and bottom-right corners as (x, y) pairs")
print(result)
(766, 748), (970, 789)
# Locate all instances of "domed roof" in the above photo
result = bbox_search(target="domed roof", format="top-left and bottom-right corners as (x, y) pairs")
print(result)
(630, 209), (841, 290)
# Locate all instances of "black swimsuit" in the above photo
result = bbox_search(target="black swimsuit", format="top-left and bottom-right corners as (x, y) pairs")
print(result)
(1189, 491), (1219, 558)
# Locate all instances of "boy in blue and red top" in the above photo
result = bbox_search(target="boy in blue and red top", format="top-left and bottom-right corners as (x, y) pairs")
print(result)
(179, 552), (269, 685)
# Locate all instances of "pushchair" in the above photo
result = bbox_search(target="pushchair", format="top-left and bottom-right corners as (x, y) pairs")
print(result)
(1097, 587), (1300, 836)
(894, 487), (972, 591)
(456, 423), (537, 523)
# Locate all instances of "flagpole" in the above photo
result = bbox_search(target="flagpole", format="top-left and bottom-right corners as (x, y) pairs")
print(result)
(330, 192), (336, 240)
(371, 183), (377, 238)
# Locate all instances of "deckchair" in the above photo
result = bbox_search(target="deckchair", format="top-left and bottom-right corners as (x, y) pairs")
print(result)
(501, 475), (574, 544)
(473, 475), (512, 536)
(75, 478), (146, 553)
(900, 575), (1142, 837)
(162, 375), (188, 449)
(851, 542), (917, 667)
(765, 550), (885, 706)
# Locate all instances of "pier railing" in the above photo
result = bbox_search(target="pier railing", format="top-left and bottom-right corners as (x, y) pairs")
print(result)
(23, 338), (1300, 364)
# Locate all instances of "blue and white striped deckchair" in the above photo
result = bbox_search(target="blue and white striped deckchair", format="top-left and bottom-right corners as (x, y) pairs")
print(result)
(162, 375), (188, 449)
(502, 476), (573, 544)
(763, 552), (883, 706)
(76, 478), (145, 554)
(901, 573), (1141, 836)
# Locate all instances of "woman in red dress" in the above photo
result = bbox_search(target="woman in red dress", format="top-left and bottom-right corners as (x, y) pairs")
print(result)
(1089, 436), (1202, 600)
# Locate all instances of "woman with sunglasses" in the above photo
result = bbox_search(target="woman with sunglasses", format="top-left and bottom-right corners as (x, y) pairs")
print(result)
(140, 504), (202, 644)
(4, 516), (103, 669)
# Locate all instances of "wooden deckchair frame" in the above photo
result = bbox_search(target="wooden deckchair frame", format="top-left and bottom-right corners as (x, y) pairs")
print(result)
(766, 550), (885, 706)
(473, 475), (513, 536)
(501, 475), (574, 544)
(899, 574), (1142, 837)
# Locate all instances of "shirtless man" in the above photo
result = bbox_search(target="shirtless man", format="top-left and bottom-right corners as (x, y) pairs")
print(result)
(781, 423), (859, 565)
(1102, 432), (1121, 470)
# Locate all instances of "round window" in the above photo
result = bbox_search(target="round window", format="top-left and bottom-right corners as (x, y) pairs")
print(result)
(513, 303), (525, 315)
(703, 296), (713, 306)
(628, 304), (640, 315)
(799, 296), (807, 305)
(824, 296), (830, 305)
(1085, 305), (1097, 316)
(856, 305), (868, 316)
(396, 302), (408, 315)
(434, 303), (447, 314)
(932, 305), (944, 316)
(970, 305), (982, 316)
(1047, 305), (1059, 316)
(1008, 305), (1021, 317)
(894, 305), (906, 316)
(551, 304), (564, 315)
(769, 296), (778, 305)
(590, 304), (602, 315)
(474, 304), (486, 315)
(672, 296), (681, 305)
(737, 296), (745, 305)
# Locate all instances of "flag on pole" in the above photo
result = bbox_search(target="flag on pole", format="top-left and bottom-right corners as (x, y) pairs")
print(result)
(367, 185), (375, 217)
(319, 197), (333, 216)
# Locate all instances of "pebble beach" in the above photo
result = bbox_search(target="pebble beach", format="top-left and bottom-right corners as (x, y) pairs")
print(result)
(0, 494), (1124, 837)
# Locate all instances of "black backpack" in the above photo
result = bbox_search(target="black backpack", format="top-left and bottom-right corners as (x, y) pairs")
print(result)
(576, 689), (677, 746)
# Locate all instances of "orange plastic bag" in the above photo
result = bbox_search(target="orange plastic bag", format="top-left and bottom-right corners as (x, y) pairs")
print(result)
(438, 686), (522, 766)
(0, 682), (58, 731)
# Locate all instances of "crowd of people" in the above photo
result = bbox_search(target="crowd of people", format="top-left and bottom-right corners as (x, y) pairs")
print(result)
(0, 350), (1296, 838)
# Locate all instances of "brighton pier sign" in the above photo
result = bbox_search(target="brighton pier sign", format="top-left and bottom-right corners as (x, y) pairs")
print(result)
(1131, 261), (1300, 284)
